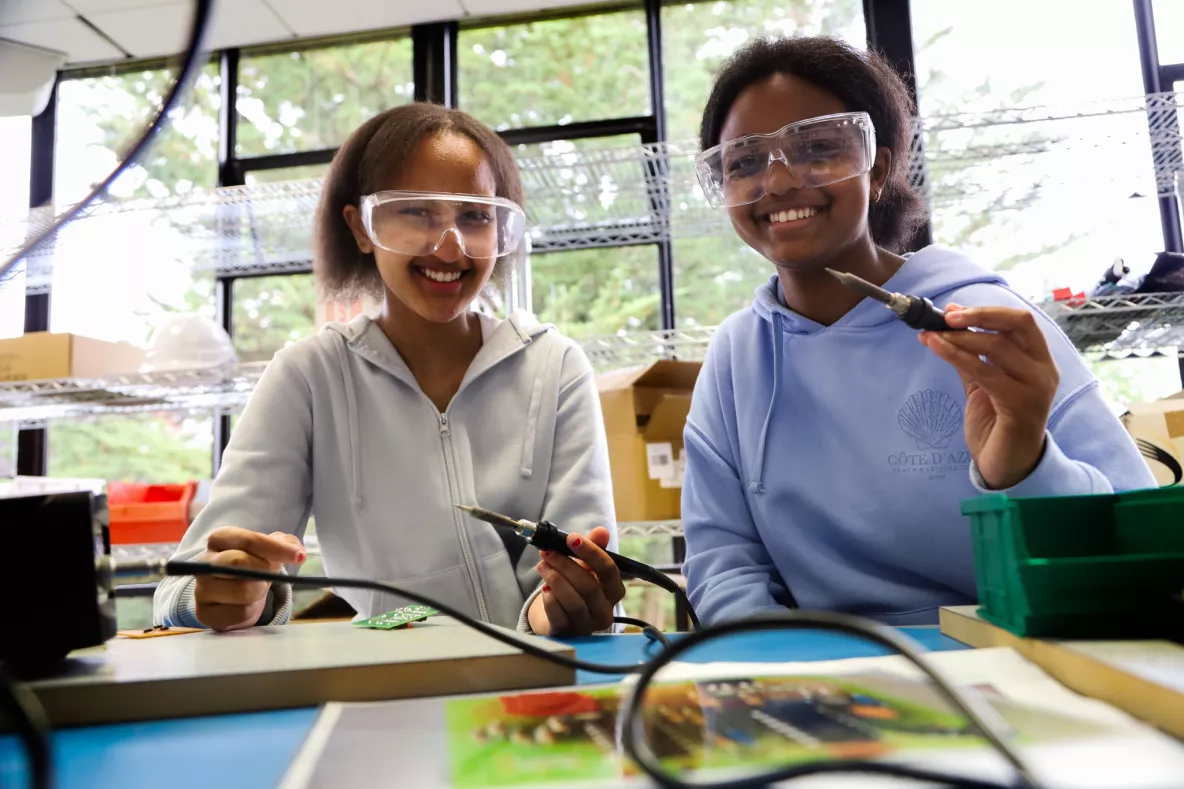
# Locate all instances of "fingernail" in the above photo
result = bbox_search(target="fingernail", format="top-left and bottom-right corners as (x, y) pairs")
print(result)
(542, 584), (551, 593)
(296, 551), (307, 562)
(539, 550), (553, 557)
(568, 534), (582, 549)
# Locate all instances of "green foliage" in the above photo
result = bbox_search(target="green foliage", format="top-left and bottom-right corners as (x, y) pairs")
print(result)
(50, 416), (212, 482)
(458, 10), (652, 130)
(232, 275), (319, 363)
(236, 39), (414, 155)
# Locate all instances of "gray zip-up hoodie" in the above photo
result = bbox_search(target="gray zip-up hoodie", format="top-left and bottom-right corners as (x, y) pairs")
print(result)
(153, 311), (618, 632)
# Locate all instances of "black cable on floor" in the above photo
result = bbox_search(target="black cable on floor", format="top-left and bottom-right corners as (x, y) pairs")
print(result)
(167, 561), (1040, 789)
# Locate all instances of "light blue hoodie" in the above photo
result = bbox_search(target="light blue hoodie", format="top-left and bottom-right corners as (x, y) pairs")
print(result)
(681, 245), (1156, 626)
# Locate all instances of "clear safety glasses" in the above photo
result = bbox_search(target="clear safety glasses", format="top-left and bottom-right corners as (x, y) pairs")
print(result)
(359, 191), (528, 259)
(694, 112), (876, 209)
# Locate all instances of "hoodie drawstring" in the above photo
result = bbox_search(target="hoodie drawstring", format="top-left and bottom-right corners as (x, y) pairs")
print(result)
(749, 312), (782, 494)
(338, 340), (363, 509)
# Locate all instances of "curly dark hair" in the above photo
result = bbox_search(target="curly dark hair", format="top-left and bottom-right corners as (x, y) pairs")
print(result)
(315, 103), (524, 300)
(699, 36), (926, 253)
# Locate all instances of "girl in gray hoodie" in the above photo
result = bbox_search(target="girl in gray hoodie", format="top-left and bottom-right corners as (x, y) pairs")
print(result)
(154, 104), (622, 637)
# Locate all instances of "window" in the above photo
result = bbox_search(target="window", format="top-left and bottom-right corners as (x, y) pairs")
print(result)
(661, 0), (866, 143)
(673, 235), (772, 328)
(50, 70), (221, 480)
(618, 535), (677, 631)
(0, 115), (31, 339)
(913, 0), (1170, 413)
(515, 134), (648, 244)
(50, 415), (213, 482)
(244, 163), (329, 186)
(236, 38), (414, 156)
(458, 10), (650, 130)
(1154, 0), (1184, 66)
(233, 274), (319, 363)
(532, 245), (661, 338)
(1087, 357), (1182, 416)
(50, 65), (221, 346)
(912, 0), (1154, 299)
(55, 63), (221, 205)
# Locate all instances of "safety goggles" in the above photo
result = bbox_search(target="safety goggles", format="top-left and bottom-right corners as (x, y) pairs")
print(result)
(694, 112), (876, 209)
(359, 191), (527, 259)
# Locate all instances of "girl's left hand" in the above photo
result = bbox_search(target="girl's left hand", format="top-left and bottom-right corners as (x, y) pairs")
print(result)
(527, 526), (626, 636)
(919, 304), (1059, 490)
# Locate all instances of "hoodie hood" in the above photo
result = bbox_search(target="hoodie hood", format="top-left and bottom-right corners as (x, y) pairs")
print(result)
(750, 245), (1007, 333)
(744, 245), (1006, 495)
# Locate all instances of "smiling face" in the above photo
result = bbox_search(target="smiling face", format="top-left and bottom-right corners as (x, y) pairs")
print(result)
(720, 73), (891, 272)
(345, 131), (499, 324)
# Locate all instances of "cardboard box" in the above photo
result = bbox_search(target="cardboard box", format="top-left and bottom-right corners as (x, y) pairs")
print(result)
(0, 332), (145, 383)
(597, 360), (701, 523)
(1121, 392), (1184, 487)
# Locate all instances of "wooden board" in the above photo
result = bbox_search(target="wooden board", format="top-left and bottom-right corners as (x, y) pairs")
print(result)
(8, 618), (575, 729)
(940, 605), (1184, 739)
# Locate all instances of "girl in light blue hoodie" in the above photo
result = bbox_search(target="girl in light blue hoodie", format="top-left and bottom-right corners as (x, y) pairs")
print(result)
(156, 104), (623, 636)
(681, 37), (1155, 627)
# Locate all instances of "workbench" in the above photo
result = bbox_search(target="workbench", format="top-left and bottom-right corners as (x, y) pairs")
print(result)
(0, 627), (962, 788)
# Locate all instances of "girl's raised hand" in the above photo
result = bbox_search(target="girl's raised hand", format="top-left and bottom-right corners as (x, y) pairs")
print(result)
(919, 304), (1059, 490)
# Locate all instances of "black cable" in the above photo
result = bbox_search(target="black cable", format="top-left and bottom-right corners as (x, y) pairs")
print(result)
(0, 0), (214, 286)
(0, 662), (52, 789)
(167, 562), (1039, 789)
(620, 613), (1040, 789)
(614, 615), (672, 652)
(667, 585), (701, 632)
(167, 562), (650, 674)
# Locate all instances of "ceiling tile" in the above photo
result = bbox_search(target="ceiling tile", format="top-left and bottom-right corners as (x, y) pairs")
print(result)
(207, 0), (293, 48)
(0, 18), (124, 64)
(85, 0), (292, 57)
(267, 0), (465, 37)
(84, 2), (188, 58)
(64, 0), (180, 12)
(0, 0), (76, 26)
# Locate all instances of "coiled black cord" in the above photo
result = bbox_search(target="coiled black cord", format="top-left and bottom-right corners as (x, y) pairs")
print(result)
(0, 0), (213, 285)
(167, 561), (1040, 789)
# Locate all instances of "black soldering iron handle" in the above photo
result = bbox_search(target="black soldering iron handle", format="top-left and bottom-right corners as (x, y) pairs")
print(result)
(529, 521), (678, 593)
(901, 296), (963, 332)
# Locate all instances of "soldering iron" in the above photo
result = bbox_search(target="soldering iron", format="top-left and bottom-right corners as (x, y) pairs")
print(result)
(825, 267), (966, 332)
(456, 504), (702, 631)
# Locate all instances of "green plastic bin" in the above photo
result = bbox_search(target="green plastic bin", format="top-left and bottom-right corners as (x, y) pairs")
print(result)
(961, 488), (1184, 638)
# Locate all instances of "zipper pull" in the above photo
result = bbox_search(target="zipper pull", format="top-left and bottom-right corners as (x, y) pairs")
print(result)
(438, 414), (450, 436)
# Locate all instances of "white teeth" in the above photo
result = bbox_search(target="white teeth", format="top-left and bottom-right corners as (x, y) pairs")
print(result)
(420, 268), (463, 282)
(769, 206), (819, 223)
